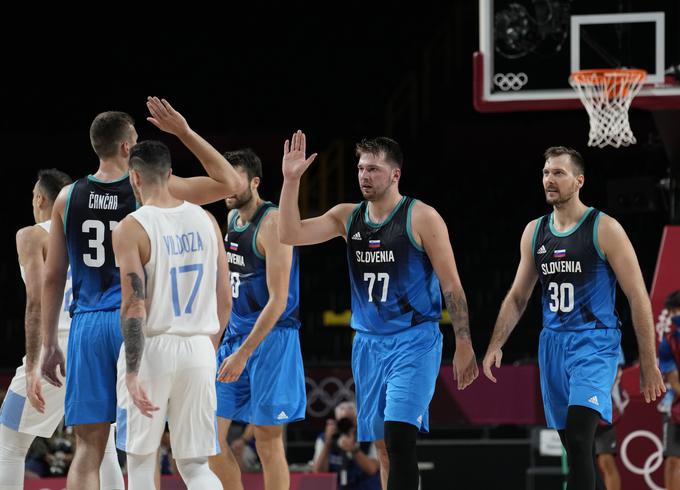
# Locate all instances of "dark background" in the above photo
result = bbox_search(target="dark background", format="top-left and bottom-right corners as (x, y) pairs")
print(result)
(1, 3), (677, 375)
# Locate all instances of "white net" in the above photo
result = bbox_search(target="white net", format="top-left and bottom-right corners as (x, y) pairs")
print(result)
(569, 69), (646, 148)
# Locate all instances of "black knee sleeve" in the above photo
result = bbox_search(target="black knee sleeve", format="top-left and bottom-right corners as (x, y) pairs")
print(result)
(384, 421), (419, 490)
(563, 405), (603, 490)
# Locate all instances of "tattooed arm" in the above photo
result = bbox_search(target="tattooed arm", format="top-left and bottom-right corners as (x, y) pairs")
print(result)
(482, 220), (539, 383)
(112, 216), (158, 417)
(411, 201), (478, 390)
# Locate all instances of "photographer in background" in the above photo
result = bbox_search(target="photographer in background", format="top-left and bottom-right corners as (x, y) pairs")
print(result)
(312, 401), (380, 490)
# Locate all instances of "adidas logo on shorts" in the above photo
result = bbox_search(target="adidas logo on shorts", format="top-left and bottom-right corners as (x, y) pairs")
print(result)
(417, 415), (423, 425)
(537, 245), (547, 255)
(277, 411), (289, 420)
(351, 232), (362, 240)
(588, 396), (599, 406)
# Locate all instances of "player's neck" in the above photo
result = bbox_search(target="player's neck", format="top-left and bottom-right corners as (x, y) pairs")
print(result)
(36, 207), (52, 223)
(367, 191), (403, 223)
(551, 198), (589, 231)
(93, 157), (129, 182)
(237, 195), (264, 224)
(140, 186), (183, 209)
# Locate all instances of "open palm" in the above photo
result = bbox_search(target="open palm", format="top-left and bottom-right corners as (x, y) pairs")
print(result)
(282, 130), (318, 180)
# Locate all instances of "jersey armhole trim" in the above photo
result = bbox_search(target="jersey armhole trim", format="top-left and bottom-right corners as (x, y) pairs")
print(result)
(345, 203), (362, 237)
(253, 204), (276, 260)
(593, 211), (606, 261)
(406, 199), (424, 252)
(531, 216), (543, 255)
(63, 182), (77, 233)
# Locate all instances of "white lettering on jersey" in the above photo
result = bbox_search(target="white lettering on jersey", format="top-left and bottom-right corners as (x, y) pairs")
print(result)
(541, 261), (582, 275)
(227, 252), (245, 267)
(88, 191), (119, 210)
(355, 250), (395, 263)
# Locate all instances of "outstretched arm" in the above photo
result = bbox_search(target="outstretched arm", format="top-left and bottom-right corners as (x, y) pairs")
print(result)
(218, 212), (291, 382)
(598, 215), (665, 402)
(278, 130), (355, 245)
(145, 97), (245, 204)
(412, 202), (477, 389)
(112, 217), (159, 418)
(482, 220), (539, 383)
(40, 187), (70, 388)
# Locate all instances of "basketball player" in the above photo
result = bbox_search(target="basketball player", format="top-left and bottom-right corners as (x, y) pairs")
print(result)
(482, 146), (664, 489)
(113, 140), (229, 490)
(39, 97), (244, 489)
(210, 149), (306, 490)
(278, 131), (478, 490)
(0, 169), (124, 490)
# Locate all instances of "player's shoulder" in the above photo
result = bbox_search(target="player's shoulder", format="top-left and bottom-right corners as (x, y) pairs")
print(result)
(409, 199), (438, 220)
(16, 223), (48, 247)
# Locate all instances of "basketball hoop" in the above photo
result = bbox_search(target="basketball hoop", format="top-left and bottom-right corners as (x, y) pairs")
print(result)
(569, 69), (647, 148)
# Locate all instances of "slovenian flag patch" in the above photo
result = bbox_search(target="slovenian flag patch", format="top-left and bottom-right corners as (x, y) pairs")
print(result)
(368, 240), (381, 249)
(229, 242), (239, 251)
(553, 249), (566, 258)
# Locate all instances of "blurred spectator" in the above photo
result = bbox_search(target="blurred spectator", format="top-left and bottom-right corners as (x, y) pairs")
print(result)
(312, 401), (380, 490)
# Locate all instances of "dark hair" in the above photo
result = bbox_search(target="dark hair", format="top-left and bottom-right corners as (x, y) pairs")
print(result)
(37, 168), (72, 202)
(544, 146), (585, 176)
(355, 137), (403, 169)
(223, 148), (262, 181)
(89, 111), (135, 159)
(666, 290), (680, 310)
(129, 140), (172, 181)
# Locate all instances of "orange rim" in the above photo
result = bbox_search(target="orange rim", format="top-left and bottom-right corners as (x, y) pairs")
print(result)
(570, 68), (647, 85)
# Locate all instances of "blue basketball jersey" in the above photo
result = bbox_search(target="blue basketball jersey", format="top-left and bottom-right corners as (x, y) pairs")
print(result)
(64, 175), (137, 314)
(346, 196), (441, 335)
(225, 202), (300, 336)
(533, 207), (620, 332)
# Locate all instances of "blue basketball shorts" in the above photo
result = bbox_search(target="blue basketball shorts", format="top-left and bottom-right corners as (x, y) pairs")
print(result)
(539, 327), (621, 430)
(65, 310), (123, 426)
(352, 321), (443, 442)
(216, 327), (306, 426)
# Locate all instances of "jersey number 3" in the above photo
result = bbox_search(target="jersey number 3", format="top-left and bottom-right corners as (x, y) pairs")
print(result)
(548, 282), (574, 313)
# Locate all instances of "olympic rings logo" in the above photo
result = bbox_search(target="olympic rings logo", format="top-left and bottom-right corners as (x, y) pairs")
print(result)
(620, 430), (664, 490)
(305, 376), (355, 418)
(493, 72), (528, 91)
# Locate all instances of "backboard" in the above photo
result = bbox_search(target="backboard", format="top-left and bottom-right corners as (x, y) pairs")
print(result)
(475, 0), (680, 112)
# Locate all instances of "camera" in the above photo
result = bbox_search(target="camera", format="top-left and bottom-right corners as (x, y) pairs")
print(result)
(334, 417), (355, 439)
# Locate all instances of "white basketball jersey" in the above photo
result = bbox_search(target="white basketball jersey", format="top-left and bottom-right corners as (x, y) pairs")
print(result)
(130, 202), (220, 337)
(19, 220), (72, 332)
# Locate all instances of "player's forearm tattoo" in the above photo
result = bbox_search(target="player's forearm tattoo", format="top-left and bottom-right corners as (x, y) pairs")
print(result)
(123, 317), (144, 374)
(24, 309), (41, 370)
(444, 290), (471, 341)
(128, 272), (145, 300)
(123, 272), (146, 374)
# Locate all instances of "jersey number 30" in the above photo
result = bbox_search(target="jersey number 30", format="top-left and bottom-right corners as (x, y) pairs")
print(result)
(548, 282), (574, 313)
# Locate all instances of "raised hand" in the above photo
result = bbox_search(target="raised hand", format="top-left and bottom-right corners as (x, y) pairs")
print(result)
(146, 96), (190, 136)
(482, 347), (503, 383)
(282, 130), (318, 180)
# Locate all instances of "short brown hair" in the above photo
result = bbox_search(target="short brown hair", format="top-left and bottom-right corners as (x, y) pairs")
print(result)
(355, 137), (403, 169)
(544, 146), (585, 176)
(90, 111), (135, 159)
